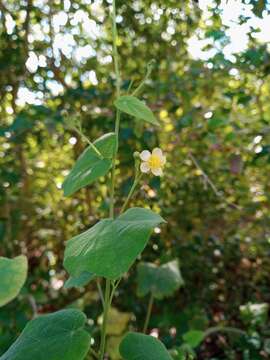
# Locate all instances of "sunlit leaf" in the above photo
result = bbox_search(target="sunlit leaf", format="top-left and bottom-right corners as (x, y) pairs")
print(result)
(0, 255), (27, 307)
(137, 260), (184, 299)
(119, 332), (172, 360)
(0, 309), (91, 360)
(62, 132), (116, 196)
(114, 96), (159, 125)
(64, 207), (165, 279)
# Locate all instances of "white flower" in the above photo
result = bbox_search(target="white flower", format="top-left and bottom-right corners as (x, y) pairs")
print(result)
(139, 148), (166, 176)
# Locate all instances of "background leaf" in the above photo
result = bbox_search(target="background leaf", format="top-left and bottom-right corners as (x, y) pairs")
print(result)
(64, 207), (165, 279)
(62, 133), (116, 196)
(0, 309), (91, 360)
(182, 330), (205, 348)
(0, 256), (27, 307)
(119, 332), (172, 360)
(137, 260), (184, 299)
(114, 96), (159, 125)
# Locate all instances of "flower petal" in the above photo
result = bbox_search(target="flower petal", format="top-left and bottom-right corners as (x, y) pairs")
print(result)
(152, 148), (163, 157)
(160, 155), (166, 165)
(152, 167), (163, 176)
(140, 150), (151, 161)
(140, 162), (150, 173)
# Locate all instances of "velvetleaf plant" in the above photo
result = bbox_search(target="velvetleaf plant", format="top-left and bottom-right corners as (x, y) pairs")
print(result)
(61, 0), (170, 357)
(0, 1), (173, 360)
(62, 0), (171, 358)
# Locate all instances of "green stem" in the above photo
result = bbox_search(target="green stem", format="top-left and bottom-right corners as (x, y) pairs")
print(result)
(89, 348), (99, 359)
(120, 173), (142, 214)
(204, 326), (246, 338)
(132, 60), (155, 97)
(73, 127), (103, 159)
(99, 279), (111, 360)
(98, 1), (121, 359)
(109, 0), (121, 218)
(109, 109), (120, 218)
(127, 79), (134, 93)
(143, 293), (154, 333)
(109, 278), (122, 304)
(96, 279), (105, 309)
(112, 1), (121, 97)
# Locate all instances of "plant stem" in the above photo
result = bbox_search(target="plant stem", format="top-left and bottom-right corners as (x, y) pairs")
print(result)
(109, 278), (122, 304)
(109, 0), (121, 219)
(98, 1), (121, 359)
(143, 293), (154, 333)
(73, 127), (103, 159)
(120, 173), (142, 214)
(132, 60), (155, 97)
(109, 109), (120, 218)
(89, 348), (99, 359)
(99, 279), (111, 360)
(96, 279), (105, 309)
(204, 326), (246, 338)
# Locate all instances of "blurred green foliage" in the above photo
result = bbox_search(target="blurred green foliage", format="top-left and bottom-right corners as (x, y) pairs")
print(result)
(1, 0), (270, 358)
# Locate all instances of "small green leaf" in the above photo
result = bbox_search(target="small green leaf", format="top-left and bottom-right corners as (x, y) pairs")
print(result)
(183, 330), (205, 348)
(0, 255), (27, 307)
(119, 332), (172, 360)
(0, 309), (91, 360)
(208, 117), (228, 130)
(62, 132), (116, 196)
(64, 207), (165, 280)
(64, 271), (95, 289)
(114, 96), (159, 125)
(137, 260), (184, 299)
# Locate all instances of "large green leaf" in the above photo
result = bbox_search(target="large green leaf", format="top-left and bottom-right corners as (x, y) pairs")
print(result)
(114, 96), (159, 125)
(64, 207), (165, 279)
(119, 332), (172, 360)
(62, 132), (116, 196)
(64, 271), (95, 289)
(0, 309), (90, 360)
(0, 255), (28, 307)
(137, 260), (183, 299)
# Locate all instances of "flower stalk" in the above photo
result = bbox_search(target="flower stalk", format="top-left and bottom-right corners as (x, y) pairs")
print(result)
(143, 293), (154, 334)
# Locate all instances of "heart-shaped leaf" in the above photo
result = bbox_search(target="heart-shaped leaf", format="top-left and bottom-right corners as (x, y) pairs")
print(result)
(0, 255), (27, 307)
(137, 260), (183, 299)
(114, 96), (159, 125)
(64, 207), (165, 280)
(64, 271), (95, 289)
(0, 309), (91, 360)
(119, 332), (172, 360)
(62, 132), (116, 196)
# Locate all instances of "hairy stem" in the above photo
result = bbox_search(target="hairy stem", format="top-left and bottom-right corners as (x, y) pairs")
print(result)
(109, 0), (121, 219)
(73, 127), (103, 159)
(143, 293), (154, 333)
(99, 279), (111, 360)
(96, 279), (105, 309)
(89, 348), (99, 359)
(120, 173), (142, 214)
(98, 1), (121, 358)
(204, 326), (246, 338)
(132, 60), (155, 97)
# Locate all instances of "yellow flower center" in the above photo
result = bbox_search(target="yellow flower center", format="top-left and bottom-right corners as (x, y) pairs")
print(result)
(148, 154), (162, 170)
